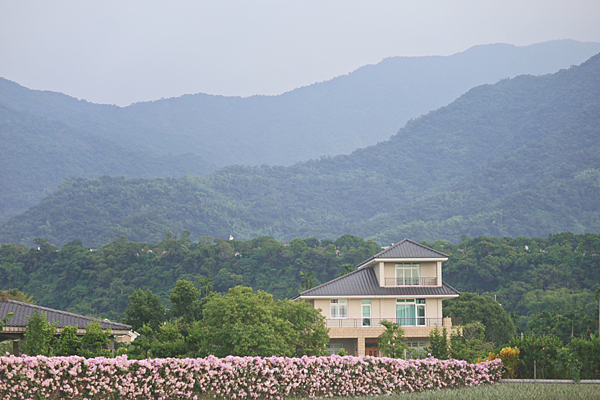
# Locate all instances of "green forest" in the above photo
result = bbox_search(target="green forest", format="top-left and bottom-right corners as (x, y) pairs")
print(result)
(1, 231), (598, 339)
(2, 51), (599, 246)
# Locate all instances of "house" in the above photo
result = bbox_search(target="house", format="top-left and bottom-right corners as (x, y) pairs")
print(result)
(0, 297), (132, 355)
(295, 239), (459, 356)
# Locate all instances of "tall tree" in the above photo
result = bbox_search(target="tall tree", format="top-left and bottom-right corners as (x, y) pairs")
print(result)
(123, 289), (166, 331)
(378, 320), (407, 358)
(169, 280), (200, 324)
(21, 311), (57, 356)
(443, 293), (516, 346)
(199, 286), (328, 357)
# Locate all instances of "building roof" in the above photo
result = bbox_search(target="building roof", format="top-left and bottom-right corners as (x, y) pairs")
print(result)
(357, 239), (448, 269)
(0, 298), (131, 331)
(296, 267), (459, 298)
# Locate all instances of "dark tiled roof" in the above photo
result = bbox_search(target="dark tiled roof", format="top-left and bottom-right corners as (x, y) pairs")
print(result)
(0, 299), (131, 331)
(357, 239), (448, 268)
(297, 267), (459, 297)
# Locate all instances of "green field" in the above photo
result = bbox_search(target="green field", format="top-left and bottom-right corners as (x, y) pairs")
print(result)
(344, 383), (600, 400)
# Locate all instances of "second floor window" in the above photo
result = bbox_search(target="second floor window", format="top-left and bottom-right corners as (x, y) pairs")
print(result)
(397, 298), (426, 326)
(330, 299), (348, 319)
(395, 263), (421, 285)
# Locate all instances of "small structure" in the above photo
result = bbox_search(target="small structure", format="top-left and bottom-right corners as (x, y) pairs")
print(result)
(295, 239), (459, 356)
(0, 297), (132, 355)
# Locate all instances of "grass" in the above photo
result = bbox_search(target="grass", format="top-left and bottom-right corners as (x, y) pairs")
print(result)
(339, 383), (600, 400)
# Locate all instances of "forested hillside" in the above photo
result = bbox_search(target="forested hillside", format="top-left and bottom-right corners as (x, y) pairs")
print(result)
(0, 104), (215, 220)
(1, 232), (597, 334)
(2, 51), (599, 247)
(1, 40), (598, 221)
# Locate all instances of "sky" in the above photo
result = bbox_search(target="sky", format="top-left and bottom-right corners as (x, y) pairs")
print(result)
(1, 0), (600, 106)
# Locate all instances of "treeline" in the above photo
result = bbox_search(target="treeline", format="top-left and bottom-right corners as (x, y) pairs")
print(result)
(0, 233), (380, 321)
(425, 232), (600, 332)
(1, 231), (598, 335)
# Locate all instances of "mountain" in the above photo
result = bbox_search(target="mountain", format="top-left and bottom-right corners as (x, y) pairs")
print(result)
(2, 40), (599, 223)
(2, 51), (599, 248)
(0, 103), (216, 220)
(1, 40), (598, 169)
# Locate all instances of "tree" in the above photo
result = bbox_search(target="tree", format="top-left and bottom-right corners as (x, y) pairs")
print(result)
(299, 271), (315, 290)
(443, 292), (515, 346)
(449, 322), (494, 363)
(81, 321), (110, 358)
(595, 287), (600, 336)
(56, 325), (81, 356)
(339, 264), (355, 277)
(272, 299), (329, 356)
(0, 312), (15, 350)
(378, 320), (407, 358)
(0, 289), (35, 304)
(199, 277), (213, 298)
(199, 286), (327, 358)
(21, 310), (57, 356)
(127, 324), (153, 359)
(150, 322), (187, 358)
(169, 280), (200, 324)
(0, 312), (13, 331)
(123, 288), (166, 332)
(427, 326), (449, 359)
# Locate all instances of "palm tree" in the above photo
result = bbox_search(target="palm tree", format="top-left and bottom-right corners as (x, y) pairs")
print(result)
(339, 263), (355, 277)
(199, 278), (213, 298)
(300, 271), (315, 290)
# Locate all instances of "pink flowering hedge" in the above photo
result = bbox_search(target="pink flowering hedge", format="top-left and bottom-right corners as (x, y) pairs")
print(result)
(0, 354), (502, 399)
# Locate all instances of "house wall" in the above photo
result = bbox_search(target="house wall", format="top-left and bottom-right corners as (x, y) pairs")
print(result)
(314, 297), (443, 320)
(381, 262), (438, 284)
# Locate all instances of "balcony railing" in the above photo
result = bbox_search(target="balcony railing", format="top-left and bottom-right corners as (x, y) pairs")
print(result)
(326, 318), (443, 328)
(384, 277), (438, 287)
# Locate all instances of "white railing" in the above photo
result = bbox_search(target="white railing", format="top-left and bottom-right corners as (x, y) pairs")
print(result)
(384, 277), (438, 286)
(326, 317), (443, 328)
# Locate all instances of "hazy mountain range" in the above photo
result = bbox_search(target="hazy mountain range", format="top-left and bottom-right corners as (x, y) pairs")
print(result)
(1, 44), (599, 247)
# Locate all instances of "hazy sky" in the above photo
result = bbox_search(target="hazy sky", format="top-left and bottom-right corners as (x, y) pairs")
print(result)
(1, 1), (600, 106)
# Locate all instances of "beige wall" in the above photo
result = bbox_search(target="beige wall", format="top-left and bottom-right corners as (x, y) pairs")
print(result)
(381, 262), (438, 285)
(314, 297), (444, 321)
(314, 298), (329, 317)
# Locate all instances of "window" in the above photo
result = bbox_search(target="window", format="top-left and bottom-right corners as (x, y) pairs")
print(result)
(362, 299), (371, 327)
(395, 263), (421, 285)
(396, 299), (426, 326)
(330, 299), (348, 319)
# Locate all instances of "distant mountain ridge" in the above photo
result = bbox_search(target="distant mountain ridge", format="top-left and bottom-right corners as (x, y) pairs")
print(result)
(2, 50), (599, 247)
(1, 40), (599, 222)
(2, 40), (599, 166)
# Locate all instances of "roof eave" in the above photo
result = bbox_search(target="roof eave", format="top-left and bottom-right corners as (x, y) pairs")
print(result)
(358, 257), (448, 269)
(298, 294), (460, 299)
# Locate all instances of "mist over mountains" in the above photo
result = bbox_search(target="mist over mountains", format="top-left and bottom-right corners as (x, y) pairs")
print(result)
(2, 46), (599, 248)
(1, 40), (599, 223)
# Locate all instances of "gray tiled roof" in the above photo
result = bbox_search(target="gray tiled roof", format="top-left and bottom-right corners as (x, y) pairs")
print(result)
(374, 239), (448, 259)
(356, 239), (448, 269)
(297, 267), (459, 297)
(0, 299), (131, 331)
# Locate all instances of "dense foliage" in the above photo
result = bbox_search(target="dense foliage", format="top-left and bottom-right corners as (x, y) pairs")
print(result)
(1, 231), (598, 339)
(503, 334), (600, 380)
(0, 103), (215, 221)
(0, 233), (380, 320)
(426, 232), (600, 331)
(2, 50), (600, 245)
(0, 354), (503, 399)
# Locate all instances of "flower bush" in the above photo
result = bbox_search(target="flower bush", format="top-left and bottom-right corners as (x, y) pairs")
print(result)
(0, 354), (502, 399)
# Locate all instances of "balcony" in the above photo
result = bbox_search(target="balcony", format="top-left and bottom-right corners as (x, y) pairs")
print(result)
(384, 277), (438, 287)
(326, 317), (443, 328)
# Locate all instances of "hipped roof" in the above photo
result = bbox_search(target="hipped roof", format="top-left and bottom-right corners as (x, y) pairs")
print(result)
(0, 298), (131, 331)
(297, 267), (459, 298)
